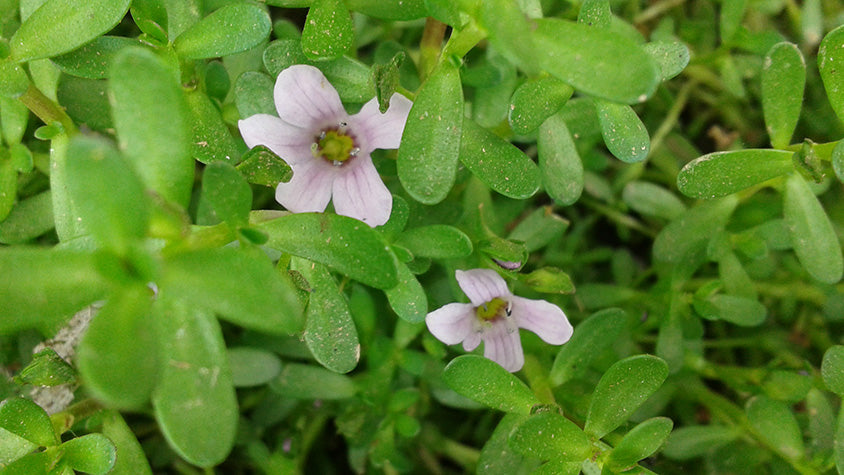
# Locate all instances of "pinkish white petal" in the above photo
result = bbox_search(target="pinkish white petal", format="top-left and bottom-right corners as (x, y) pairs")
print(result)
(351, 93), (413, 152)
(275, 159), (335, 213)
(455, 269), (511, 307)
(237, 114), (313, 164)
(462, 330), (482, 352)
(274, 65), (346, 130)
(510, 296), (573, 345)
(482, 322), (525, 372)
(331, 156), (392, 227)
(426, 303), (475, 345)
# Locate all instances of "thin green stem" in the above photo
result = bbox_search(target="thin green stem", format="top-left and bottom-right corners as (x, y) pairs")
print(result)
(17, 84), (76, 135)
(419, 17), (447, 82)
(650, 81), (695, 154)
(442, 21), (486, 63)
(633, 0), (687, 25)
(522, 355), (556, 405)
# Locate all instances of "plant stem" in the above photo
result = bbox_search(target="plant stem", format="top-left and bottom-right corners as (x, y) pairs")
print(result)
(419, 18), (447, 82)
(442, 21), (486, 63)
(17, 84), (76, 135)
(634, 0), (687, 25)
(650, 81), (695, 154)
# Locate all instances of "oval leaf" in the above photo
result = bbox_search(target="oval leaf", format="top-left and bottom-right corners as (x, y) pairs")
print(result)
(783, 173), (843, 283)
(228, 347), (282, 387)
(819, 25), (844, 123)
(52, 36), (138, 79)
(703, 294), (767, 327)
(0, 397), (57, 447)
(595, 99), (650, 163)
(100, 410), (153, 475)
(746, 395), (804, 460)
(460, 119), (540, 199)
(76, 285), (158, 409)
(762, 42), (805, 149)
(270, 363), (357, 399)
(509, 413), (592, 461)
(622, 181), (686, 220)
(822, 346), (844, 396)
(584, 354), (669, 438)
(110, 47), (193, 207)
(551, 308), (627, 386)
(293, 259), (360, 374)
(662, 425), (739, 460)
(174, 4), (271, 59)
(644, 41), (690, 81)
(152, 301), (237, 468)
(261, 212), (398, 289)
(606, 417), (673, 470)
(509, 76), (573, 135)
(385, 261), (428, 323)
(200, 161), (252, 228)
(65, 135), (149, 254)
(161, 247), (304, 334)
(61, 434), (117, 475)
(0, 249), (108, 333)
(397, 62), (463, 205)
(537, 112), (584, 206)
(532, 18), (660, 104)
(301, 0), (354, 60)
(394, 225), (473, 259)
(10, 0), (131, 62)
(442, 355), (540, 414)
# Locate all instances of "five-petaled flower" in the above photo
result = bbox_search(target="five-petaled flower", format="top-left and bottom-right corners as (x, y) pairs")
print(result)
(238, 64), (412, 227)
(426, 269), (573, 372)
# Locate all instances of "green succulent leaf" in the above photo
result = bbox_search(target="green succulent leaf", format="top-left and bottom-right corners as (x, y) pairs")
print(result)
(301, 0), (354, 60)
(10, 0), (131, 62)
(174, 4), (271, 59)
(152, 300), (237, 468)
(508, 412), (592, 461)
(678, 149), (793, 199)
(260, 212), (399, 289)
(584, 354), (668, 438)
(292, 259), (360, 374)
(398, 62), (463, 205)
(0, 397), (57, 447)
(76, 285), (157, 409)
(459, 119), (540, 199)
(110, 47), (192, 207)
(532, 18), (660, 104)
(762, 43), (805, 149)
(783, 173), (843, 284)
(442, 355), (540, 414)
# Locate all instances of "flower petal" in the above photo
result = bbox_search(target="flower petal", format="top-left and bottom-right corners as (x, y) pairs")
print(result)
(455, 269), (511, 307)
(275, 159), (335, 213)
(351, 93), (413, 152)
(511, 296), (573, 345)
(462, 330), (482, 352)
(331, 156), (392, 227)
(274, 65), (346, 130)
(426, 303), (474, 345)
(482, 322), (525, 372)
(237, 114), (313, 164)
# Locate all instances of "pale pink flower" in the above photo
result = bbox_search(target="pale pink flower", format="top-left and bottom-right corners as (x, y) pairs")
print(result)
(238, 65), (412, 227)
(426, 269), (573, 372)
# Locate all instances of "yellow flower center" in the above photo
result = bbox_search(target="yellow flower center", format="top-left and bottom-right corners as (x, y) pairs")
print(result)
(314, 129), (357, 165)
(476, 297), (510, 321)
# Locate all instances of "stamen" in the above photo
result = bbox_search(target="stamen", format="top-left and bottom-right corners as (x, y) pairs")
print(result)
(476, 297), (509, 322)
(350, 147), (360, 157)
